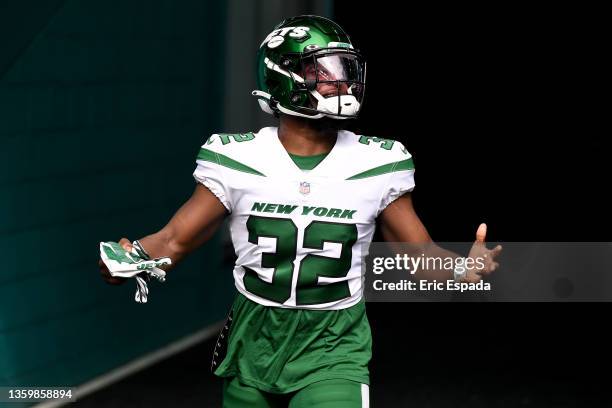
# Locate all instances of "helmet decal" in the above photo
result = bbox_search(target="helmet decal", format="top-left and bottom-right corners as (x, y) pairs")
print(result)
(260, 26), (311, 49)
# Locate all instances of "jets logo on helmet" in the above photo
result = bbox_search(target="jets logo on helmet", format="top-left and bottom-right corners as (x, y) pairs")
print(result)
(260, 26), (311, 49)
(252, 15), (366, 120)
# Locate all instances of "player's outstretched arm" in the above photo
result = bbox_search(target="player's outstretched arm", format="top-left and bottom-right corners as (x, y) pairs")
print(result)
(378, 193), (502, 282)
(378, 193), (432, 244)
(99, 184), (227, 284)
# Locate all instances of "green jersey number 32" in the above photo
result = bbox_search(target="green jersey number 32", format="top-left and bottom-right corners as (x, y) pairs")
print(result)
(243, 215), (358, 305)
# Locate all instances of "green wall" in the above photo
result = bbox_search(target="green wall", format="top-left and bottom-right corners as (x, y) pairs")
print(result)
(0, 0), (233, 391)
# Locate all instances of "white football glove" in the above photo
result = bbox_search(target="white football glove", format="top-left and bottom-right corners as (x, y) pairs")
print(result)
(99, 241), (171, 303)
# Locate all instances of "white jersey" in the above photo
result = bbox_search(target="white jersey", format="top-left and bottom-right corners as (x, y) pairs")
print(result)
(193, 127), (414, 310)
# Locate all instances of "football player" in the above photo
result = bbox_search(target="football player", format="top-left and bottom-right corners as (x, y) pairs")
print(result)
(99, 15), (501, 407)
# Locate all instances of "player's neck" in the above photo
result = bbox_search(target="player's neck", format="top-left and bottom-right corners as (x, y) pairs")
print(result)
(277, 115), (339, 156)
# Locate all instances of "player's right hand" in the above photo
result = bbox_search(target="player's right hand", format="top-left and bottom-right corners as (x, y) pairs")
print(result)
(464, 224), (502, 283)
(98, 238), (133, 285)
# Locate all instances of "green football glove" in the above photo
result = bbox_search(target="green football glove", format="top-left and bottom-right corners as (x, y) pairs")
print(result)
(99, 241), (172, 303)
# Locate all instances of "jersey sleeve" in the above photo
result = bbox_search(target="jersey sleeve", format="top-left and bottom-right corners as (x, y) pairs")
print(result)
(192, 135), (232, 212)
(377, 141), (415, 215)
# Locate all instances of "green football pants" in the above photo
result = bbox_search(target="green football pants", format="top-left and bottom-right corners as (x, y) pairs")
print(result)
(222, 377), (369, 408)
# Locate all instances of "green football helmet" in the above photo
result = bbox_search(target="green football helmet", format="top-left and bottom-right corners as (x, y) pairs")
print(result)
(253, 15), (366, 120)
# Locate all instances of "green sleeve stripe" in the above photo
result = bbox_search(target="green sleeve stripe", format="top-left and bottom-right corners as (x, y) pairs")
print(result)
(197, 148), (266, 177)
(346, 158), (414, 180)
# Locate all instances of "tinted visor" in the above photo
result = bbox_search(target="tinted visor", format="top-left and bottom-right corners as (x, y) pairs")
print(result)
(297, 49), (366, 116)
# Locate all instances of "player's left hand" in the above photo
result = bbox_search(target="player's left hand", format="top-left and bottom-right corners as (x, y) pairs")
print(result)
(463, 223), (502, 283)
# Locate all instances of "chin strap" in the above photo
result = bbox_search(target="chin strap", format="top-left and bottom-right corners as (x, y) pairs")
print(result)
(251, 90), (275, 115)
(252, 90), (326, 119)
(253, 88), (355, 120)
(277, 101), (325, 119)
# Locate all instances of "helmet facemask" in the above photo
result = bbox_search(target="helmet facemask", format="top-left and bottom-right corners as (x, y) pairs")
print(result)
(286, 48), (366, 119)
(255, 48), (366, 119)
(254, 48), (366, 120)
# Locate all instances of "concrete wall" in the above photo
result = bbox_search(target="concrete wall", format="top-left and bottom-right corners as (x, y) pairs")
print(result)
(0, 0), (232, 390)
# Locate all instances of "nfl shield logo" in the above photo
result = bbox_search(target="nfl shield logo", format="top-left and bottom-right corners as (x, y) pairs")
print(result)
(299, 181), (310, 195)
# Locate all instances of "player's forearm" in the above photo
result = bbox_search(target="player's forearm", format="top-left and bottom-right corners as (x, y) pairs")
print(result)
(135, 216), (223, 269)
(135, 225), (196, 269)
(135, 229), (185, 269)
(129, 184), (226, 269)
(379, 195), (463, 281)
